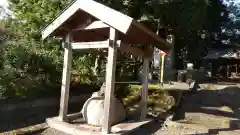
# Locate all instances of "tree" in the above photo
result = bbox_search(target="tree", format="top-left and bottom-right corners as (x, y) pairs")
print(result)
(224, 0), (240, 45)
(1, 0), (236, 99)
(106, 0), (230, 69)
(9, 0), (72, 38)
(0, 0), (97, 98)
(8, 0), (98, 82)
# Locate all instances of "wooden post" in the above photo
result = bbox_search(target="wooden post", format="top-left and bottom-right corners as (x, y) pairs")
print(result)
(160, 55), (165, 86)
(169, 34), (175, 70)
(59, 33), (72, 121)
(102, 28), (118, 134)
(237, 64), (238, 74)
(140, 57), (149, 120)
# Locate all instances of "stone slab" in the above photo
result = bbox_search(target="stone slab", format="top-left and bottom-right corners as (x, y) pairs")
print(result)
(46, 116), (154, 135)
(111, 119), (153, 134)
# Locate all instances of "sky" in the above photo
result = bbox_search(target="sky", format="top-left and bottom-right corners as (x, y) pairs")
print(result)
(0, 0), (8, 8)
(0, 0), (10, 18)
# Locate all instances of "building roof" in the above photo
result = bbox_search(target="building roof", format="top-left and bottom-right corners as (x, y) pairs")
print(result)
(204, 48), (240, 59)
(41, 0), (171, 52)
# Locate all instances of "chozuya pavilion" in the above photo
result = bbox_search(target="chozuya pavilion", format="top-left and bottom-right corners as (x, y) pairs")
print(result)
(41, 0), (171, 134)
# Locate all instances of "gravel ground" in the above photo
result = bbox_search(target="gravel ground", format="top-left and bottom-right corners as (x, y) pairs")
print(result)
(151, 84), (240, 135)
(11, 83), (240, 135)
(39, 128), (70, 135)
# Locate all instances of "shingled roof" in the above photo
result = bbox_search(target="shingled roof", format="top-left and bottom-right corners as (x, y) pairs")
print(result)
(41, 0), (171, 52)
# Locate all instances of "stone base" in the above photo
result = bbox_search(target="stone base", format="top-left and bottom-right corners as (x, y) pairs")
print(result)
(46, 115), (153, 135)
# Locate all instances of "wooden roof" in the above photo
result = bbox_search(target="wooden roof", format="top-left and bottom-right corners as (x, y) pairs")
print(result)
(41, 0), (171, 52)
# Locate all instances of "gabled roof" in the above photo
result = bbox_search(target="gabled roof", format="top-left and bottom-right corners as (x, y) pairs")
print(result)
(41, 0), (171, 52)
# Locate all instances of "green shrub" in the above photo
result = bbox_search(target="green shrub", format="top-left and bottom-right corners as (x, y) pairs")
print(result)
(72, 54), (97, 85)
(0, 38), (99, 98)
(0, 1), (98, 99)
(0, 41), (63, 98)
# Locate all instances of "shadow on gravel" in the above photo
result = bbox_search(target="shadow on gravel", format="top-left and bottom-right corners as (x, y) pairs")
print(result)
(130, 120), (163, 135)
(173, 85), (240, 135)
(183, 86), (240, 119)
(0, 102), (84, 133)
(188, 120), (240, 135)
(208, 120), (240, 134)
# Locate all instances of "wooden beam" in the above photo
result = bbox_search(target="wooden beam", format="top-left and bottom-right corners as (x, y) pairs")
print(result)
(84, 21), (109, 30)
(67, 112), (82, 121)
(59, 33), (72, 122)
(71, 40), (121, 50)
(140, 57), (149, 120)
(102, 28), (118, 134)
(72, 40), (109, 49)
(73, 21), (110, 31)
